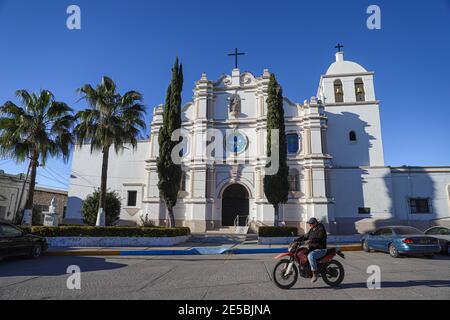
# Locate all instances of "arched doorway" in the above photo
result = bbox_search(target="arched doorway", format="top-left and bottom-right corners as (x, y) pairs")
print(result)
(222, 184), (249, 227)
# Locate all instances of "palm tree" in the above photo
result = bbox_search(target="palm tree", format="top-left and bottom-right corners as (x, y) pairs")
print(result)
(74, 76), (146, 226)
(0, 90), (74, 224)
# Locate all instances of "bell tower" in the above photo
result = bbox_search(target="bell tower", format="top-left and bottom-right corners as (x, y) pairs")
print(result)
(317, 48), (384, 167)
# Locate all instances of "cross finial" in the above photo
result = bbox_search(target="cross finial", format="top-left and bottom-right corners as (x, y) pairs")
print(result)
(228, 48), (246, 69)
(335, 43), (344, 53)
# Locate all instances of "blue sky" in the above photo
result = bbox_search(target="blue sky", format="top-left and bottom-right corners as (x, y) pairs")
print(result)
(0, 0), (449, 190)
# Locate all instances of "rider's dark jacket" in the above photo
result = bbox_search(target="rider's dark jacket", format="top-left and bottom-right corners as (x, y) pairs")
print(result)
(298, 223), (327, 250)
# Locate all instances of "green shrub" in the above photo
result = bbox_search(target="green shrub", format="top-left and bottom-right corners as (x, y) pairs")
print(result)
(21, 226), (191, 238)
(82, 190), (121, 226)
(259, 226), (298, 237)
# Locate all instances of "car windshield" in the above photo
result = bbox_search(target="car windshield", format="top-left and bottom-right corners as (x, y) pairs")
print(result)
(394, 227), (423, 235)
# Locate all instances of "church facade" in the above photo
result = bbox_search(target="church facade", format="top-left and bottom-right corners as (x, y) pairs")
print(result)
(66, 52), (450, 234)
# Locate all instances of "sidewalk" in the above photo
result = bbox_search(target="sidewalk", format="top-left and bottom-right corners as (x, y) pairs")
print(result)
(45, 241), (362, 257)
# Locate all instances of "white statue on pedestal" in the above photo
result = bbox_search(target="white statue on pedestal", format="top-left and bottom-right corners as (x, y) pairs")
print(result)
(50, 198), (57, 214)
(43, 197), (59, 227)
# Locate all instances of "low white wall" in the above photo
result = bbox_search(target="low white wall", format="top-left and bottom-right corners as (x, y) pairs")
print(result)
(46, 236), (191, 248)
(258, 237), (297, 245)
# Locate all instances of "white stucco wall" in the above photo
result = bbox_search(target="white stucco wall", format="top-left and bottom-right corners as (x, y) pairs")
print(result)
(390, 168), (450, 222)
(330, 167), (393, 218)
(0, 172), (29, 222)
(329, 167), (450, 234)
(325, 104), (385, 167)
(66, 141), (150, 225)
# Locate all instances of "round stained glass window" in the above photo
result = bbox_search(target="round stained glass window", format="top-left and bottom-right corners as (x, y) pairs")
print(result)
(226, 132), (248, 154)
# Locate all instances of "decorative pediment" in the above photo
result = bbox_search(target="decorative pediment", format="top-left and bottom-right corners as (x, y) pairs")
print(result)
(214, 75), (233, 88)
(214, 71), (258, 89)
(240, 72), (257, 87)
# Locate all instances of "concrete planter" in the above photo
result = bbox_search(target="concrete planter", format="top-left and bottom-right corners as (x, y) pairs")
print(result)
(258, 234), (363, 245)
(46, 236), (191, 248)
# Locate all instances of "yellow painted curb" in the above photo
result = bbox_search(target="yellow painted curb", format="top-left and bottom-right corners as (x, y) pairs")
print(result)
(339, 245), (363, 252)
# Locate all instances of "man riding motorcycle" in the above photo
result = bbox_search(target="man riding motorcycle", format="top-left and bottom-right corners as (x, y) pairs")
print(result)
(296, 218), (327, 283)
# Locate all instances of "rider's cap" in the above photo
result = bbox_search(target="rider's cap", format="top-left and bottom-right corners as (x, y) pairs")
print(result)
(307, 217), (319, 225)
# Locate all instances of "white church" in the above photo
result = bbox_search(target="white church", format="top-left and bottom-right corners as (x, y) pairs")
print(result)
(66, 51), (450, 234)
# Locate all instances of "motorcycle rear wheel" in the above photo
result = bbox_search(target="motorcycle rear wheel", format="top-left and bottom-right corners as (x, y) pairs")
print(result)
(273, 259), (299, 290)
(321, 260), (345, 287)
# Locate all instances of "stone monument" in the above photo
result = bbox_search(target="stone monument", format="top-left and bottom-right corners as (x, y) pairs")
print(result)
(43, 197), (59, 227)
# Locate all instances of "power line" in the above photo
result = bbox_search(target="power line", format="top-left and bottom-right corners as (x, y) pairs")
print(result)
(36, 183), (68, 192)
(42, 168), (68, 186)
(38, 172), (69, 188)
(46, 166), (70, 181)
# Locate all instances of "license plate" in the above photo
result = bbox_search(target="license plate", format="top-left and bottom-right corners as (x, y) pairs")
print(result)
(419, 240), (429, 244)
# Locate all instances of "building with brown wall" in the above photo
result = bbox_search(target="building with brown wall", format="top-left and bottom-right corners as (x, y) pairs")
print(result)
(33, 186), (68, 224)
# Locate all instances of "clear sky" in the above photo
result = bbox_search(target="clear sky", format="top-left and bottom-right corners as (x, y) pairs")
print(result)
(0, 0), (449, 190)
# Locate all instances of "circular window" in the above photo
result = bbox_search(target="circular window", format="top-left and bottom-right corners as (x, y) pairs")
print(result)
(226, 132), (248, 154)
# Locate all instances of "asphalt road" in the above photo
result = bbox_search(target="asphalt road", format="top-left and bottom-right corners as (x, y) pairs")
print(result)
(0, 252), (449, 300)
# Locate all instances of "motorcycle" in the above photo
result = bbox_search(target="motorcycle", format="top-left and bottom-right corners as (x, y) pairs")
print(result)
(273, 240), (346, 289)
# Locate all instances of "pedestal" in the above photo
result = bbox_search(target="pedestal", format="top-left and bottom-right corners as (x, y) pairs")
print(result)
(96, 208), (105, 227)
(43, 212), (59, 227)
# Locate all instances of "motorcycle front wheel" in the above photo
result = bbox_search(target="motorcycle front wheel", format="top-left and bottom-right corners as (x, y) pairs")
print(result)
(321, 260), (345, 287)
(273, 259), (299, 290)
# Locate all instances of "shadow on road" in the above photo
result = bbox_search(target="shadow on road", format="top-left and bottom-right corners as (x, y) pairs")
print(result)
(308, 279), (450, 290)
(0, 256), (127, 277)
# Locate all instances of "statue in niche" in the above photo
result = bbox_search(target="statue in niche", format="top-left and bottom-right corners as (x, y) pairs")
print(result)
(228, 93), (241, 115)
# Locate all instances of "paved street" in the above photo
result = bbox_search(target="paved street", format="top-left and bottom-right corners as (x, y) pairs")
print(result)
(0, 252), (449, 300)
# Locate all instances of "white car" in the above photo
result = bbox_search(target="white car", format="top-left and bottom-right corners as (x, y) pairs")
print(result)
(424, 226), (450, 254)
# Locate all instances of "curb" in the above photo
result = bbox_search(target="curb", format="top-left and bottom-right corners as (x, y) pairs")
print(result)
(45, 244), (362, 257)
(45, 250), (121, 257)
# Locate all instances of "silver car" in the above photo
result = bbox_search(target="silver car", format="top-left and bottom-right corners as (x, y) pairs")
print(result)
(424, 226), (450, 254)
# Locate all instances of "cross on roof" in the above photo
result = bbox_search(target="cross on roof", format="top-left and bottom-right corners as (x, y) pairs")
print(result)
(335, 43), (344, 52)
(228, 48), (246, 69)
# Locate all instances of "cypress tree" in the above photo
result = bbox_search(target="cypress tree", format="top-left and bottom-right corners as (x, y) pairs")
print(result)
(263, 74), (289, 227)
(157, 58), (184, 228)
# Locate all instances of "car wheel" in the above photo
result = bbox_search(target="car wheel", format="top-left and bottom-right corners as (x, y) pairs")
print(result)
(447, 243), (450, 255)
(424, 254), (434, 259)
(363, 240), (371, 252)
(29, 243), (43, 259)
(389, 244), (400, 258)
